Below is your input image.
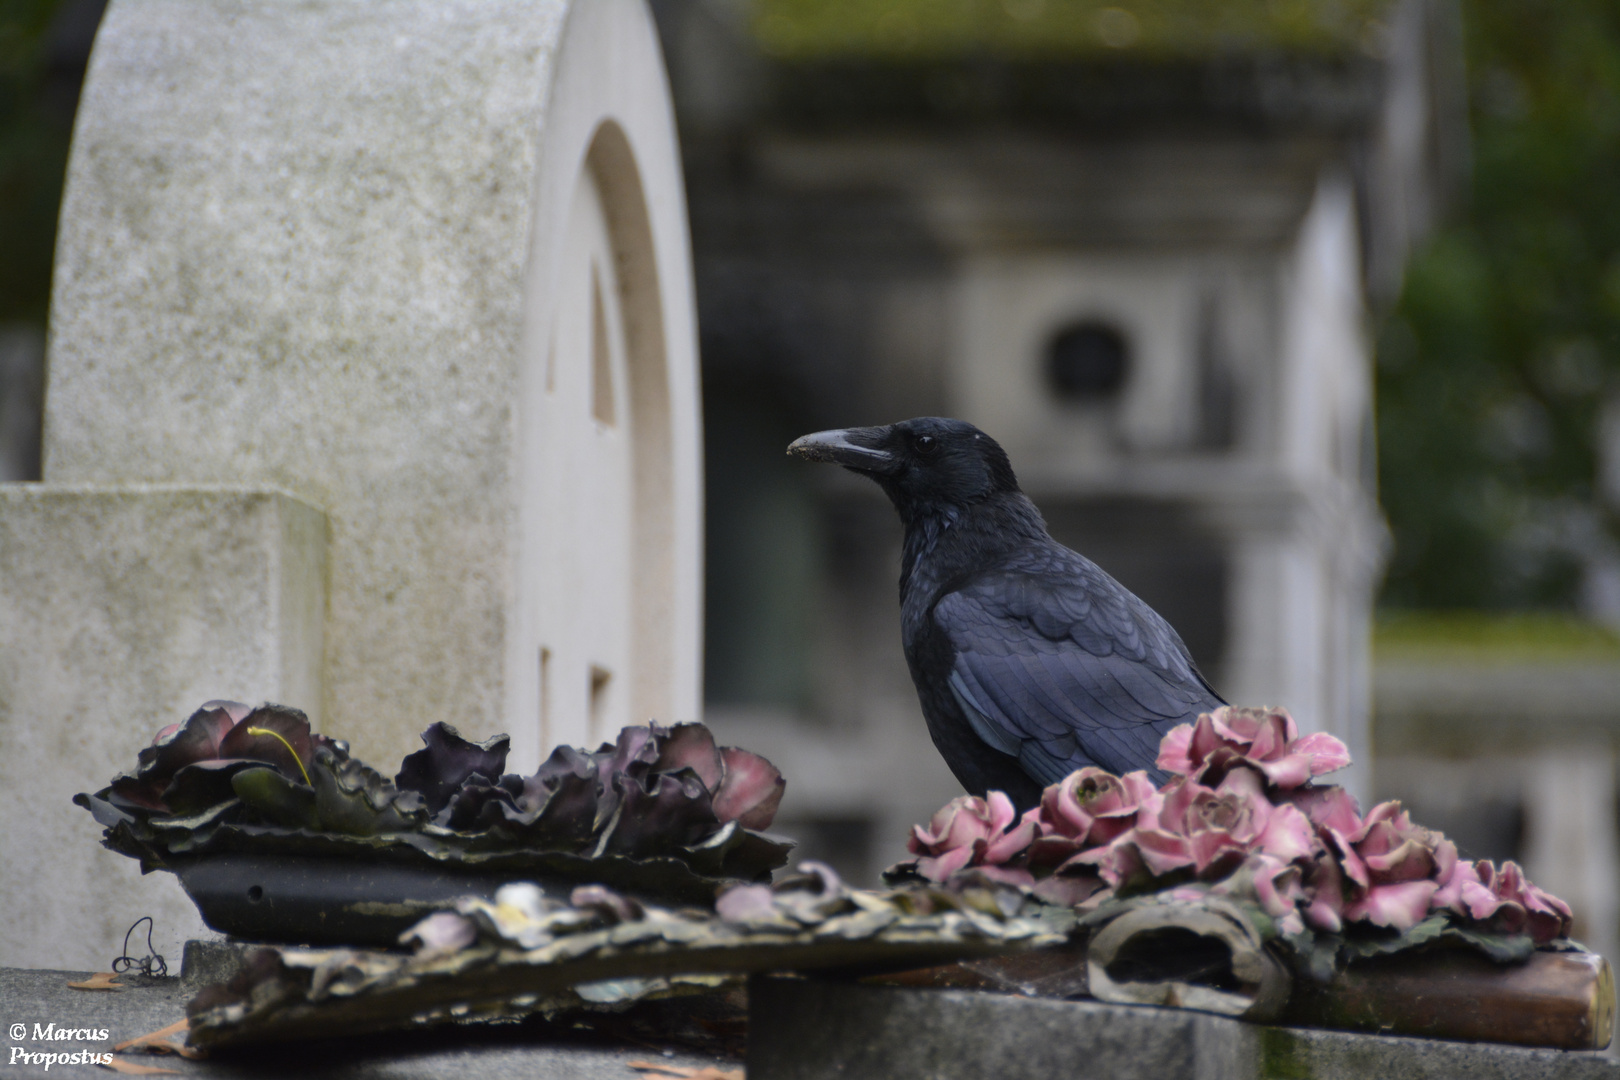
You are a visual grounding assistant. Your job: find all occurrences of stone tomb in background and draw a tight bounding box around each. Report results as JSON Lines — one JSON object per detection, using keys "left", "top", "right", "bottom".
{"left": 0, "top": 0, "right": 702, "bottom": 970}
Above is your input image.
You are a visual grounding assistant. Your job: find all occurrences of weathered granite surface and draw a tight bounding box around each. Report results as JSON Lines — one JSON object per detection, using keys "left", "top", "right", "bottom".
{"left": 746, "top": 975, "right": 1620, "bottom": 1080}
{"left": 45, "top": 0, "right": 567, "bottom": 765}
{"left": 40, "top": 0, "right": 703, "bottom": 771}
{"left": 0, "top": 485, "right": 324, "bottom": 969}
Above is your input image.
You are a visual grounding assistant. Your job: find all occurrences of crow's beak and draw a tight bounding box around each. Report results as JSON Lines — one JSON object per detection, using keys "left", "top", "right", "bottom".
{"left": 787, "top": 427, "right": 895, "bottom": 472}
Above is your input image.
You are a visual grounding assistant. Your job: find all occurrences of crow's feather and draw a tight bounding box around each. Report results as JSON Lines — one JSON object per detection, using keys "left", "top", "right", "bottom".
{"left": 936, "top": 549, "right": 1219, "bottom": 786}
{"left": 789, "top": 417, "right": 1224, "bottom": 811}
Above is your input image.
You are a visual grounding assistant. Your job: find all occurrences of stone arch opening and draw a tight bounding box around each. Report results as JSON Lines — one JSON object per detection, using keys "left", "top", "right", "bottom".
{"left": 586, "top": 119, "right": 677, "bottom": 736}
{"left": 530, "top": 120, "right": 676, "bottom": 749}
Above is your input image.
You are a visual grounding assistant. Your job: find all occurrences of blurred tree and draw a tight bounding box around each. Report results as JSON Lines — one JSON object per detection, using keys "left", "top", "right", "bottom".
{"left": 751, "top": 0, "right": 1389, "bottom": 58}
{"left": 1378, "top": 0, "right": 1620, "bottom": 611}
{"left": 0, "top": 0, "right": 83, "bottom": 326}
{"left": 0, "top": 0, "right": 101, "bottom": 480}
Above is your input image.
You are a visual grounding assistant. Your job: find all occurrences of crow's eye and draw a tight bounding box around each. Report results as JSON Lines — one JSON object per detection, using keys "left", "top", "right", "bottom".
{"left": 913, "top": 434, "right": 940, "bottom": 458}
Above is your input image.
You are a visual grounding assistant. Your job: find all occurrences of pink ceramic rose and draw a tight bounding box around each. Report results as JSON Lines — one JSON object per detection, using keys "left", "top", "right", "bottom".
{"left": 1293, "top": 794, "right": 1457, "bottom": 933}
{"left": 1077, "top": 766, "right": 1319, "bottom": 887}
{"left": 1334, "top": 802, "right": 1449, "bottom": 931}
{"left": 1157, "top": 706, "right": 1350, "bottom": 790}
{"left": 893, "top": 702, "right": 1577, "bottom": 953}
{"left": 1025, "top": 767, "right": 1156, "bottom": 871}
{"left": 907, "top": 791, "right": 1037, "bottom": 885}
{"left": 1434, "top": 858, "right": 1574, "bottom": 945}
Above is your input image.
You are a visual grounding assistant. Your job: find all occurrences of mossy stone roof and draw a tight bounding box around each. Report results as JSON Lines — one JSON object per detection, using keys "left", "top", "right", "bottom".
{"left": 752, "top": 0, "right": 1398, "bottom": 61}
{"left": 1375, "top": 611, "right": 1620, "bottom": 664}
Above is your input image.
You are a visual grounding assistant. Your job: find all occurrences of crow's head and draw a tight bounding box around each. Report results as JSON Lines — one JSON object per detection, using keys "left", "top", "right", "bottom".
{"left": 787, "top": 417, "right": 1020, "bottom": 516}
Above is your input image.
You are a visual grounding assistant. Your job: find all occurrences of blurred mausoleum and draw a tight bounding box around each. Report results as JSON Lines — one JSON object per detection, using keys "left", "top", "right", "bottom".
{"left": 1375, "top": 616, "right": 1620, "bottom": 963}
{"left": 652, "top": 0, "right": 1467, "bottom": 882}
{"left": 4, "top": 0, "right": 1613, "bottom": 966}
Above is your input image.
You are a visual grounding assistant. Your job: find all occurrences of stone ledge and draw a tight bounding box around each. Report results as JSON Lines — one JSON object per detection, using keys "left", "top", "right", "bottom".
{"left": 1375, "top": 661, "right": 1620, "bottom": 755}
{"left": 745, "top": 975, "right": 1620, "bottom": 1080}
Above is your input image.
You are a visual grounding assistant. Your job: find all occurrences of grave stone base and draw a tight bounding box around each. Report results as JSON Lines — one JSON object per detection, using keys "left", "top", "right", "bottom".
{"left": 6, "top": 950, "right": 1615, "bottom": 1077}
{"left": 746, "top": 975, "right": 1620, "bottom": 1080}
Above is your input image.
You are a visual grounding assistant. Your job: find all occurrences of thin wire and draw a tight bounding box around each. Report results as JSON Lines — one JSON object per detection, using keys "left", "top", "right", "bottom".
{"left": 111, "top": 915, "right": 168, "bottom": 978}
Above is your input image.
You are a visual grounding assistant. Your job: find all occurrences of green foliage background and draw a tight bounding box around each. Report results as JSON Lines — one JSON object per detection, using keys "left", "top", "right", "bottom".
{"left": 0, "top": 0, "right": 72, "bottom": 327}
{"left": 750, "top": 0, "right": 1388, "bottom": 58}
{"left": 1377, "top": 0, "right": 1620, "bottom": 611}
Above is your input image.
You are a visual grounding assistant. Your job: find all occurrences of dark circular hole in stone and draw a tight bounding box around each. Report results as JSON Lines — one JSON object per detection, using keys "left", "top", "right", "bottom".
{"left": 247, "top": 885, "right": 264, "bottom": 903}
{"left": 1104, "top": 928, "right": 1241, "bottom": 992}
{"left": 1047, "top": 321, "right": 1129, "bottom": 401}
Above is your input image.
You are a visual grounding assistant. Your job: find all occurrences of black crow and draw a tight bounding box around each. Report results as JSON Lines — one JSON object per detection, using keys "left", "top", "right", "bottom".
{"left": 789, "top": 417, "right": 1224, "bottom": 811}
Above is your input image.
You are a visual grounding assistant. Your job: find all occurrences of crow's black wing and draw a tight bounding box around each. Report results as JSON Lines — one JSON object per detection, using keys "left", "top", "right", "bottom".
{"left": 933, "top": 546, "right": 1223, "bottom": 785}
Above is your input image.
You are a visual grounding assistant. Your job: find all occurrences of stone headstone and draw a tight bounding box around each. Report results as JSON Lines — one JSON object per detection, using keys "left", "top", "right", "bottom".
{"left": 0, "top": 0, "right": 701, "bottom": 969}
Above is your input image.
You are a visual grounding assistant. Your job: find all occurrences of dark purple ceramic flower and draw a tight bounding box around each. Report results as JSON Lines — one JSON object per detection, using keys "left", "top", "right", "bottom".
{"left": 1301, "top": 847, "right": 1347, "bottom": 932}
{"left": 712, "top": 745, "right": 786, "bottom": 830}
{"left": 396, "top": 721, "right": 788, "bottom": 878}
{"left": 646, "top": 722, "right": 786, "bottom": 830}
{"left": 109, "top": 701, "right": 324, "bottom": 814}
{"left": 599, "top": 767, "right": 719, "bottom": 857}
{"left": 395, "top": 722, "right": 511, "bottom": 815}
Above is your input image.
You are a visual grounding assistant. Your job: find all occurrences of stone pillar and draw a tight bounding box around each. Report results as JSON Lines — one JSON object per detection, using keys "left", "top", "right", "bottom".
{"left": 1219, "top": 173, "right": 1384, "bottom": 804}
{"left": 1220, "top": 500, "right": 1382, "bottom": 805}
{"left": 2, "top": 0, "right": 701, "bottom": 968}
{"left": 1524, "top": 751, "right": 1620, "bottom": 967}
{"left": 1222, "top": 530, "right": 1329, "bottom": 730}
{"left": 0, "top": 487, "right": 325, "bottom": 967}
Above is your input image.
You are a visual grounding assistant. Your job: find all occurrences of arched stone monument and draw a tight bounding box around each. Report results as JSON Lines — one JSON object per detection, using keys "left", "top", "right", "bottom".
{"left": 0, "top": 0, "right": 701, "bottom": 969}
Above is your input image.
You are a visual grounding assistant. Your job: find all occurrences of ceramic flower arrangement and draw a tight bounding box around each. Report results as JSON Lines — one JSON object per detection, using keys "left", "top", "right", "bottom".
{"left": 889, "top": 706, "right": 1576, "bottom": 977}
{"left": 76, "top": 701, "right": 793, "bottom": 890}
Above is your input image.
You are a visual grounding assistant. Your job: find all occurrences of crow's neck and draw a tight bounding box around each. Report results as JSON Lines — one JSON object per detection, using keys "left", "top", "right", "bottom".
{"left": 897, "top": 492, "right": 1047, "bottom": 602}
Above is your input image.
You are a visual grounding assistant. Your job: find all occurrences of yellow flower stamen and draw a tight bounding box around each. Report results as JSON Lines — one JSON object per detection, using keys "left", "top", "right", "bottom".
{"left": 246, "top": 726, "right": 312, "bottom": 786}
